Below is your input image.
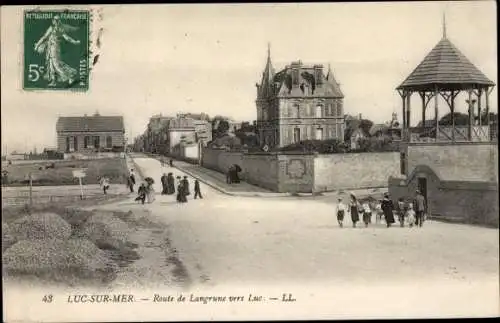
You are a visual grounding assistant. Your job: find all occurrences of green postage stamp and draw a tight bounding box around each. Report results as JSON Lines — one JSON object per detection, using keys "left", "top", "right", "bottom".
{"left": 23, "top": 10, "right": 90, "bottom": 91}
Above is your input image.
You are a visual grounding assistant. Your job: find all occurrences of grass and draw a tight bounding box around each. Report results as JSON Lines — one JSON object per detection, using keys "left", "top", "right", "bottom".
{"left": 1, "top": 158, "right": 129, "bottom": 186}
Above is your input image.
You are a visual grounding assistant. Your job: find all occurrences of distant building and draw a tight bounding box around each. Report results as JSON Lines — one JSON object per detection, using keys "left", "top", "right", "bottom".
{"left": 255, "top": 46, "right": 345, "bottom": 148}
{"left": 55, "top": 112, "right": 125, "bottom": 153}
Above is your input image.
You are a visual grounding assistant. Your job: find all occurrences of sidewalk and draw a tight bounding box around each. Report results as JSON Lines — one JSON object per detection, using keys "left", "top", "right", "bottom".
{"left": 173, "top": 160, "right": 294, "bottom": 197}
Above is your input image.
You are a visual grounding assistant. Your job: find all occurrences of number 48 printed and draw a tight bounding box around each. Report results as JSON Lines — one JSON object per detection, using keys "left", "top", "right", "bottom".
{"left": 28, "top": 64, "right": 45, "bottom": 82}
{"left": 42, "top": 294, "right": 53, "bottom": 303}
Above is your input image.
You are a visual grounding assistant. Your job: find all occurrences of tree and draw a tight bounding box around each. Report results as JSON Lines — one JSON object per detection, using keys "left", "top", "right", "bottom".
{"left": 439, "top": 112, "right": 469, "bottom": 126}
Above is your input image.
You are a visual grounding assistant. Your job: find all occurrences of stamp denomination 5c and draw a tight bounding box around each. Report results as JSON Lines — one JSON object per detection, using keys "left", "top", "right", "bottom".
{"left": 23, "top": 10, "right": 90, "bottom": 91}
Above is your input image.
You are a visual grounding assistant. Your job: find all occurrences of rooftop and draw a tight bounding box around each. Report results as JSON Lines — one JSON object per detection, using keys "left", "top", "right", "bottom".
{"left": 56, "top": 115, "right": 124, "bottom": 132}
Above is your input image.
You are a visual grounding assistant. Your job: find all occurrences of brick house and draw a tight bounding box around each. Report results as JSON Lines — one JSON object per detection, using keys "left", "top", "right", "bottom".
{"left": 255, "top": 45, "right": 345, "bottom": 148}
{"left": 56, "top": 112, "right": 125, "bottom": 153}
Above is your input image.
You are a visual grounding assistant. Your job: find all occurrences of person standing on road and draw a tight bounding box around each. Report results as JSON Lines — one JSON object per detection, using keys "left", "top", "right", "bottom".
{"left": 166, "top": 173, "right": 175, "bottom": 195}
{"left": 406, "top": 203, "right": 416, "bottom": 228}
{"left": 99, "top": 176, "right": 110, "bottom": 195}
{"left": 160, "top": 173, "right": 168, "bottom": 195}
{"left": 397, "top": 198, "right": 406, "bottom": 227}
{"left": 415, "top": 190, "right": 426, "bottom": 227}
{"left": 349, "top": 194, "right": 360, "bottom": 228}
{"left": 362, "top": 200, "right": 372, "bottom": 227}
{"left": 336, "top": 198, "right": 346, "bottom": 228}
{"left": 182, "top": 176, "right": 190, "bottom": 197}
{"left": 128, "top": 169, "right": 136, "bottom": 193}
{"left": 136, "top": 183, "right": 146, "bottom": 204}
{"left": 193, "top": 179, "right": 203, "bottom": 199}
{"left": 381, "top": 193, "right": 395, "bottom": 228}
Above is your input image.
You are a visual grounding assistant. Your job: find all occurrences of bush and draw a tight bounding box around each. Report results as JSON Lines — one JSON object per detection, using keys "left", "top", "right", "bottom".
{"left": 355, "top": 136, "right": 399, "bottom": 152}
{"left": 280, "top": 139, "right": 348, "bottom": 153}
{"left": 9, "top": 212, "right": 72, "bottom": 241}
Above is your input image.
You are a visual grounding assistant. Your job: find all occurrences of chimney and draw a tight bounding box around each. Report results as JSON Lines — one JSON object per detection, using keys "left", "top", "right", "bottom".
{"left": 314, "top": 64, "right": 323, "bottom": 85}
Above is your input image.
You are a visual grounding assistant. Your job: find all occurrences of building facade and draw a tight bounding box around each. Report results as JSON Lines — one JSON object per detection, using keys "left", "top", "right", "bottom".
{"left": 255, "top": 48, "right": 345, "bottom": 148}
{"left": 56, "top": 113, "right": 125, "bottom": 153}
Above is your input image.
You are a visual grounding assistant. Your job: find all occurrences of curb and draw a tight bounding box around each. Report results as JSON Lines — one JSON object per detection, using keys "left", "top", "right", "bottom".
{"left": 142, "top": 154, "right": 316, "bottom": 199}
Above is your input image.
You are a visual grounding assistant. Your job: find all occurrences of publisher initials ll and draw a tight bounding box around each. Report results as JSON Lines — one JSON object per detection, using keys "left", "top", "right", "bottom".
{"left": 282, "top": 293, "right": 296, "bottom": 302}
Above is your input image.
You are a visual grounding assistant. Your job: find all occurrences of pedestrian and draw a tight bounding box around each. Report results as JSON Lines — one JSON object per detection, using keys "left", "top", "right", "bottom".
{"left": 130, "top": 169, "right": 136, "bottom": 185}
{"left": 182, "top": 176, "right": 190, "bottom": 197}
{"left": 406, "top": 203, "right": 416, "bottom": 228}
{"left": 415, "top": 190, "right": 426, "bottom": 227}
{"left": 381, "top": 193, "right": 395, "bottom": 228}
{"left": 146, "top": 182, "right": 155, "bottom": 203}
{"left": 160, "top": 173, "right": 168, "bottom": 195}
{"left": 349, "top": 194, "right": 360, "bottom": 228}
{"left": 176, "top": 179, "right": 184, "bottom": 203}
{"left": 336, "top": 197, "right": 346, "bottom": 228}
{"left": 362, "top": 200, "right": 371, "bottom": 227}
{"left": 194, "top": 179, "right": 203, "bottom": 199}
{"left": 166, "top": 172, "right": 175, "bottom": 195}
{"left": 169, "top": 159, "right": 173, "bottom": 167}
{"left": 397, "top": 197, "right": 406, "bottom": 227}
{"left": 135, "top": 183, "right": 146, "bottom": 204}
{"left": 99, "top": 176, "right": 110, "bottom": 195}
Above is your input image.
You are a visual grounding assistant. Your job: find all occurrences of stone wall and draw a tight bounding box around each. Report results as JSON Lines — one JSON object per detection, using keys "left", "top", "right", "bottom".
{"left": 406, "top": 143, "right": 497, "bottom": 182}
{"left": 278, "top": 154, "right": 315, "bottom": 193}
{"left": 389, "top": 166, "right": 499, "bottom": 227}
{"left": 314, "top": 152, "right": 400, "bottom": 191}
{"left": 242, "top": 153, "right": 280, "bottom": 191}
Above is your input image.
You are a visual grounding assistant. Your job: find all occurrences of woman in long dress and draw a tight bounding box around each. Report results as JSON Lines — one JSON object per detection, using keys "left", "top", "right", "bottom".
{"left": 381, "top": 194, "right": 395, "bottom": 227}
{"left": 349, "top": 194, "right": 360, "bottom": 228}
{"left": 34, "top": 16, "right": 81, "bottom": 86}
{"left": 166, "top": 173, "right": 175, "bottom": 195}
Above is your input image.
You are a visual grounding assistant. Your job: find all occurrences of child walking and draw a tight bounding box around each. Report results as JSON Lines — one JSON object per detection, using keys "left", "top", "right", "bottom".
{"left": 336, "top": 198, "right": 346, "bottom": 228}
{"left": 406, "top": 203, "right": 416, "bottom": 228}
{"left": 362, "top": 201, "right": 371, "bottom": 227}
{"left": 397, "top": 198, "right": 406, "bottom": 227}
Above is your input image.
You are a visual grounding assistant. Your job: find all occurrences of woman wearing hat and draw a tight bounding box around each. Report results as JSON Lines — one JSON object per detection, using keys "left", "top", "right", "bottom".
{"left": 381, "top": 193, "right": 395, "bottom": 227}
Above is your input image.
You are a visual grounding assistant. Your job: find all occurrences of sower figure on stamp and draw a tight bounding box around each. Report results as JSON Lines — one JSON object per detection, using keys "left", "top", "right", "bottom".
{"left": 34, "top": 15, "right": 81, "bottom": 86}
{"left": 194, "top": 179, "right": 203, "bottom": 199}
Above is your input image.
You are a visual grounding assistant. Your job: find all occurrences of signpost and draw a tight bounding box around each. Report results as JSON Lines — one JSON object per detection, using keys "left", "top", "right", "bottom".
{"left": 28, "top": 172, "right": 33, "bottom": 206}
{"left": 72, "top": 169, "right": 87, "bottom": 200}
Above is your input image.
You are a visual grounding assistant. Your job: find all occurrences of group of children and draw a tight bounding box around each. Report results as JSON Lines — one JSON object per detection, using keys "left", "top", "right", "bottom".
{"left": 336, "top": 195, "right": 418, "bottom": 228}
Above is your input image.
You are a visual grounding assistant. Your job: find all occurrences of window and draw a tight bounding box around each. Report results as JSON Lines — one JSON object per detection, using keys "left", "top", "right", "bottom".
{"left": 84, "top": 136, "right": 90, "bottom": 148}
{"left": 73, "top": 136, "right": 78, "bottom": 151}
{"left": 295, "top": 105, "right": 300, "bottom": 118}
{"left": 315, "top": 128, "right": 323, "bottom": 140}
{"left": 316, "top": 105, "right": 323, "bottom": 118}
{"left": 293, "top": 128, "right": 301, "bottom": 143}
{"left": 106, "top": 136, "right": 112, "bottom": 148}
{"left": 93, "top": 136, "right": 100, "bottom": 149}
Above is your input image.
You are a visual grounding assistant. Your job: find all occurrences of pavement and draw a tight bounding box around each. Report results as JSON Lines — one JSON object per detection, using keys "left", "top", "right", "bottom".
{"left": 144, "top": 154, "right": 384, "bottom": 200}
{"left": 90, "top": 155, "right": 499, "bottom": 319}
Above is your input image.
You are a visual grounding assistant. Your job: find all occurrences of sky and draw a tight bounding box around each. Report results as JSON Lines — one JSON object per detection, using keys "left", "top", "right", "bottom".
{"left": 1, "top": 1, "right": 497, "bottom": 154}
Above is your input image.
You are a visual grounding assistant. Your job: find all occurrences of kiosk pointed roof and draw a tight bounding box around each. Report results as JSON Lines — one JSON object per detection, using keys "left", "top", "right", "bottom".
{"left": 397, "top": 36, "right": 495, "bottom": 91}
